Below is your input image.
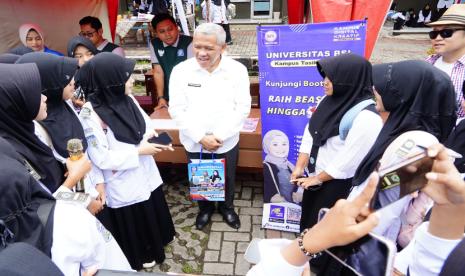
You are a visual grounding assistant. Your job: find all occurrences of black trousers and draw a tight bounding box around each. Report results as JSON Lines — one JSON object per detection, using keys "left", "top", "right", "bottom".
{"left": 187, "top": 143, "right": 239, "bottom": 214}
{"left": 217, "top": 23, "right": 232, "bottom": 43}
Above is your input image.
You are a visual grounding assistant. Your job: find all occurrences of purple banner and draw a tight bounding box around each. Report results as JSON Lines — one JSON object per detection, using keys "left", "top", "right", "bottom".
{"left": 258, "top": 21, "right": 367, "bottom": 232}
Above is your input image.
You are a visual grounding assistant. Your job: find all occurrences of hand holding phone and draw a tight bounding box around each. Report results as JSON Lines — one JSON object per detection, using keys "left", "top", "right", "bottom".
{"left": 371, "top": 150, "right": 434, "bottom": 210}
{"left": 147, "top": 131, "right": 173, "bottom": 146}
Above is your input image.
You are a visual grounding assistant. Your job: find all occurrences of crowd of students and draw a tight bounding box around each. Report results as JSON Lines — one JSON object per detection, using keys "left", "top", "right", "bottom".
{"left": 2, "top": 4, "right": 465, "bottom": 276}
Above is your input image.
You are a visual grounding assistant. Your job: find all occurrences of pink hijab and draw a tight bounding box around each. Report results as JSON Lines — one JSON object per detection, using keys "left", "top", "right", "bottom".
{"left": 18, "top": 23, "right": 45, "bottom": 48}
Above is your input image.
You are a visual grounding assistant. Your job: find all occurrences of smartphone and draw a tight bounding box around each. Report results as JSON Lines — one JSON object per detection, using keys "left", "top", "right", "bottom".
{"left": 147, "top": 132, "right": 173, "bottom": 145}
{"left": 370, "top": 150, "right": 433, "bottom": 210}
{"left": 318, "top": 208, "right": 396, "bottom": 276}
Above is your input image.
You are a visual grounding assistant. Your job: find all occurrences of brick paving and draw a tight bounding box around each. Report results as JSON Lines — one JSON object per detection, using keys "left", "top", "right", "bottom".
{"left": 143, "top": 167, "right": 294, "bottom": 275}
{"left": 127, "top": 21, "right": 429, "bottom": 275}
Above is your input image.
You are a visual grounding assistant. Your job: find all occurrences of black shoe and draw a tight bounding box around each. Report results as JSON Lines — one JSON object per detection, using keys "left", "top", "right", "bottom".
{"left": 195, "top": 211, "right": 212, "bottom": 230}
{"left": 222, "top": 210, "right": 241, "bottom": 229}
{"left": 226, "top": 41, "right": 233, "bottom": 45}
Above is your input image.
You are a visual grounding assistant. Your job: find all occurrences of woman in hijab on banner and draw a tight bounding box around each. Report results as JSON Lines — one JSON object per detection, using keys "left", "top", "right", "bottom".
{"left": 262, "top": 129, "right": 298, "bottom": 204}
{"left": 0, "top": 63, "right": 131, "bottom": 275}
{"left": 293, "top": 54, "right": 383, "bottom": 231}
{"left": 18, "top": 23, "right": 63, "bottom": 56}
{"left": 76, "top": 52, "right": 176, "bottom": 270}
{"left": 15, "top": 52, "right": 106, "bottom": 216}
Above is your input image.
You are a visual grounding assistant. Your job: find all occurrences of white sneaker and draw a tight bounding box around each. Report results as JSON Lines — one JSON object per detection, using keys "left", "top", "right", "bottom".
{"left": 142, "top": 260, "right": 156, "bottom": 269}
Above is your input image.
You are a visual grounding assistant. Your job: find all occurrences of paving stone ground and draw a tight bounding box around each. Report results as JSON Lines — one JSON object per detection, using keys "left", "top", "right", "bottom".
{"left": 129, "top": 21, "right": 429, "bottom": 275}
{"left": 140, "top": 166, "right": 294, "bottom": 275}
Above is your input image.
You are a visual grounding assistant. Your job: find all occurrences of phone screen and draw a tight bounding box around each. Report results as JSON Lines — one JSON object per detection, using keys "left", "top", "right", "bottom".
{"left": 317, "top": 209, "right": 395, "bottom": 276}
{"left": 370, "top": 152, "right": 433, "bottom": 210}
{"left": 147, "top": 132, "right": 173, "bottom": 145}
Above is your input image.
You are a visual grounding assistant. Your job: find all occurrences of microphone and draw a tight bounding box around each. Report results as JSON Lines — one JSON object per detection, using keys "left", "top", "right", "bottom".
{"left": 67, "top": 139, "right": 85, "bottom": 193}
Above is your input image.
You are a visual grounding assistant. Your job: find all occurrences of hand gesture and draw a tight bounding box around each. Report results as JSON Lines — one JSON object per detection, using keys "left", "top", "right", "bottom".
{"left": 303, "top": 172, "right": 379, "bottom": 253}
{"left": 423, "top": 144, "right": 465, "bottom": 205}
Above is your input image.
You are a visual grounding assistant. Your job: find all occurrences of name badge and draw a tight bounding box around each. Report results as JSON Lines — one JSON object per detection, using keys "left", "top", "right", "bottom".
{"left": 23, "top": 159, "right": 42, "bottom": 181}
{"left": 177, "top": 49, "right": 185, "bottom": 57}
{"left": 188, "top": 83, "right": 201, "bottom": 87}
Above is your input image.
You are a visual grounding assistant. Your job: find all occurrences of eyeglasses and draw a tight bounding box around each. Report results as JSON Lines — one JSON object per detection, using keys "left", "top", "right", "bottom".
{"left": 429, "top": 28, "right": 465, "bottom": 39}
{"left": 79, "top": 31, "right": 97, "bottom": 38}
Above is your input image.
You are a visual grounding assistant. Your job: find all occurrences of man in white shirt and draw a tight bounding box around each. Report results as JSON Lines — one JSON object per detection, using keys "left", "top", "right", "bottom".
{"left": 79, "top": 16, "right": 125, "bottom": 57}
{"left": 169, "top": 23, "right": 251, "bottom": 230}
{"left": 426, "top": 4, "right": 465, "bottom": 117}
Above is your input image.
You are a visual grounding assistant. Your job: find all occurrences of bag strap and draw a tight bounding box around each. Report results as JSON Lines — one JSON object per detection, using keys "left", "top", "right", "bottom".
{"left": 263, "top": 162, "right": 281, "bottom": 194}
{"left": 339, "top": 99, "right": 375, "bottom": 140}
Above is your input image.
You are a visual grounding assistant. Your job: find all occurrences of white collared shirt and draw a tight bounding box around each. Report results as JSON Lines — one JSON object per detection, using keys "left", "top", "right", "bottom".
{"left": 149, "top": 36, "right": 194, "bottom": 64}
{"left": 79, "top": 95, "right": 163, "bottom": 208}
{"left": 299, "top": 109, "right": 383, "bottom": 179}
{"left": 97, "top": 39, "right": 125, "bottom": 57}
{"left": 52, "top": 187, "right": 132, "bottom": 276}
{"left": 169, "top": 56, "right": 251, "bottom": 153}
{"left": 394, "top": 222, "right": 464, "bottom": 276}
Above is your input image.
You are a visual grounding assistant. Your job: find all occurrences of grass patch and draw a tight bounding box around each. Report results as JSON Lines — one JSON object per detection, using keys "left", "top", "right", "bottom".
{"left": 181, "top": 225, "right": 192, "bottom": 232}
{"left": 182, "top": 262, "right": 201, "bottom": 274}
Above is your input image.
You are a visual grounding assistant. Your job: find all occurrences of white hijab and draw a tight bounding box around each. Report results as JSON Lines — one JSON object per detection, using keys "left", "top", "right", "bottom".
{"left": 262, "top": 129, "right": 295, "bottom": 170}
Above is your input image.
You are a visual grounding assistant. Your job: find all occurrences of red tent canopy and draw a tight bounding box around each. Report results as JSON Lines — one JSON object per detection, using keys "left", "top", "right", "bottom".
{"left": 287, "top": 0, "right": 392, "bottom": 59}
{"left": 0, "top": 0, "right": 119, "bottom": 54}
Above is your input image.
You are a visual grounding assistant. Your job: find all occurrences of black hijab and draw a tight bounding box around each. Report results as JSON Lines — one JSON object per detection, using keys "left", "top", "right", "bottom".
{"left": 75, "top": 52, "right": 146, "bottom": 144}
{"left": 0, "top": 63, "right": 65, "bottom": 193}
{"left": 16, "top": 52, "right": 86, "bottom": 159}
{"left": 421, "top": 4, "right": 431, "bottom": 18}
{"left": 66, "top": 36, "right": 98, "bottom": 58}
{"left": 352, "top": 60, "right": 457, "bottom": 185}
{"left": 8, "top": 45, "right": 33, "bottom": 55}
{"left": 0, "top": 53, "right": 21, "bottom": 64}
{"left": 445, "top": 84, "right": 465, "bottom": 173}
{"left": 0, "top": 137, "right": 55, "bottom": 257}
{"left": 309, "top": 53, "right": 374, "bottom": 146}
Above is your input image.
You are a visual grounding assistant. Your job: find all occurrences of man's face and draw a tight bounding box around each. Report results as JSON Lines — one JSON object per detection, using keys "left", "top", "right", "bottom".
{"left": 155, "top": 19, "right": 179, "bottom": 45}
{"left": 430, "top": 25, "right": 465, "bottom": 56}
{"left": 193, "top": 33, "right": 225, "bottom": 72}
{"left": 79, "top": 24, "right": 103, "bottom": 46}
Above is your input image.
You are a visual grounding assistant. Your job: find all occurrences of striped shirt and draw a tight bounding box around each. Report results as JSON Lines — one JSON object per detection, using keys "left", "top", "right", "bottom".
{"left": 426, "top": 54, "right": 465, "bottom": 117}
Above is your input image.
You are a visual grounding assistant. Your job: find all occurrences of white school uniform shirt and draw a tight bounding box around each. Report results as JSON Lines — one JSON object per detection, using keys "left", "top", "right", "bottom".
{"left": 202, "top": 0, "right": 228, "bottom": 24}
{"left": 33, "top": 100, "right": 104, "bottom": 199}
{"left": 79, "top": 95, "right": 163, "bottom": 208}
{"left": 437, "top": 0, "right": 454, "bottom": 9}
{"left": 394, "top": 222, "right": 464, "bottom": 276}
{"left": 299, "top": 109, "right": 383, "bottom": 179}
{"left": 97, "top": 40, "right": 126, "bottom": 57}
{"left": 247, "top": 239, "right": 306, "bottom": 276}
{"left": 417, "top": 10, "right": 431, "bottom": 23}
{"left": 169, "top": 56, "right": 251, "bottom": 154}
{"left": 52, "top": 185, "right": 132, "bottom": 275}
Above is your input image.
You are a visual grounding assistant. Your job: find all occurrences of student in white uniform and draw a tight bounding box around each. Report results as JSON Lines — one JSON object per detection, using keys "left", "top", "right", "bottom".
{"left": 15, "top": 52, "right": 105, "bottom": 215}
{"left": 293, "top": 54, "right": 382, "bottom": 230}
{"left": 66, "top": 36, "right": 99, "bottom": 111}
{"left": 346, "top": 61, "right": 457, "bottom": 274}
{"left": 76, "top": 52, "right": 176, "bottom": 270}
{"left": 0, "top": 63, "right": 131, "bottom": 276}
{"left": 292, "top": 54, "right": 383, "bottom": 275}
